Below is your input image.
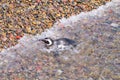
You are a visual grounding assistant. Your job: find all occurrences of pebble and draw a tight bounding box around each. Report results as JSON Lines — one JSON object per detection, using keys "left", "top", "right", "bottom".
{"left": 56, "top": 69, "right": 63, "bottom": 75}
{"left": 0, "top": 0, "right": 111, "bottom": 51}
{"left": 111, "top": 23, "right": 119, "bottom": 27}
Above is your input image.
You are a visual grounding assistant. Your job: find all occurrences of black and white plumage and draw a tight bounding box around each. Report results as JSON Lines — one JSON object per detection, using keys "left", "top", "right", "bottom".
{"left": 40, "top": 38, "right": 54, "bottom": 47}
{"left": 39, "top": 37, "right": 77, "bottom": 50}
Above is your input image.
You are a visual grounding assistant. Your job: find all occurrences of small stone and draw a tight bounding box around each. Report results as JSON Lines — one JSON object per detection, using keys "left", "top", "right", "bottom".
{"left": 111, "top": 23, "right": 119, "bottom": 28}
{"left": 56, "top": 69, "right": 63, "bottom": 75}
{"left": 16, "top": 36, "right": 22, "bottom": 39}
{"left": 88, "top": 77, "right": 94, "bottom": 80}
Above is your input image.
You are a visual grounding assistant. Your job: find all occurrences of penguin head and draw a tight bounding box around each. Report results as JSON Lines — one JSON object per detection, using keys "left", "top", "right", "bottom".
{"left": 40, "top": 38, "right": 54, "bottom": 46}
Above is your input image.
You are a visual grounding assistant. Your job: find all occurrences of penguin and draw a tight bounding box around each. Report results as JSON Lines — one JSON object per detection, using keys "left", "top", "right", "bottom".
{"left": 39, "top": 37, "right": 77, "bottom": 50}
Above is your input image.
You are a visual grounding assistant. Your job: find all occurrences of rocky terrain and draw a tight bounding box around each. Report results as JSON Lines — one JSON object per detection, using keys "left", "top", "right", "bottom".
{"left": 0, "top": 0, "right": 120, "bottom": 80}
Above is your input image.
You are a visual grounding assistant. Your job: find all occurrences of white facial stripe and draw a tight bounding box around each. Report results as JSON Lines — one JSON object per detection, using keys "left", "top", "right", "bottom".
{"left": 46, "top": 39, "right": 52, "bottom": 45}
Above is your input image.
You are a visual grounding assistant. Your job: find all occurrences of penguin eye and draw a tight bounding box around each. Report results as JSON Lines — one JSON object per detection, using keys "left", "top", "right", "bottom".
{"left": 45, "top": 41, "right": 50, "bottom": 44}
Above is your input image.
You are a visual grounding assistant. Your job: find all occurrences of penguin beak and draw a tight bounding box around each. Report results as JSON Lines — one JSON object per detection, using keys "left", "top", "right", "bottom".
{"left": 38, "top": 39, "right": 49, "bottom": 44}
{"left": 38, "top": 39, "right": 45, "bottom": 42}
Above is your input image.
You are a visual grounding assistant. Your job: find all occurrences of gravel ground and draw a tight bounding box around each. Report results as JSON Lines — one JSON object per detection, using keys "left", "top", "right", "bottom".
{"left": 1, "top": 0, "right": 120, "bottom": 80}
{"left": 0, "top": 0, "right": 111, "bottom": 51}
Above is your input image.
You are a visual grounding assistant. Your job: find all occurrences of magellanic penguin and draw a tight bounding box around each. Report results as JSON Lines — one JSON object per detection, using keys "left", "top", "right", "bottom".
{"left": 39, "top": 37, "right": 77, "bottom": 50}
